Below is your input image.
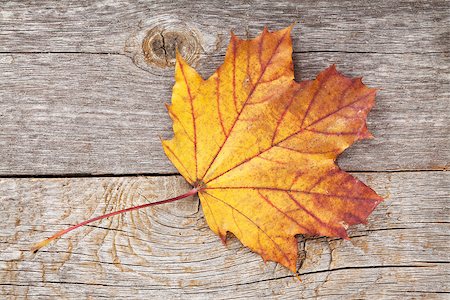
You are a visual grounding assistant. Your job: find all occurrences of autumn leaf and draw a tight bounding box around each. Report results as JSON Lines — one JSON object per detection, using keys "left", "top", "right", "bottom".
{"left": 32, "top": 25, "right": 382, "bottom": 274}
{"left": 162, "top": 26, "right": 383, "bottom": 272}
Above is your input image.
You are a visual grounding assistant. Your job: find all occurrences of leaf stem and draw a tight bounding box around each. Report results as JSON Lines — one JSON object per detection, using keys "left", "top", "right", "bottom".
{"left": 31, "top": 188, "right": 198, "bottom": 253}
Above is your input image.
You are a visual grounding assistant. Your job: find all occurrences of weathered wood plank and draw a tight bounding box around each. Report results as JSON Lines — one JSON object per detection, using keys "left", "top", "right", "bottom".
{"left": 0, "top": 51, "right": 448, "bottom": 175}
{"left": 0, "top": 0, "right": 448, "bottom": 54}
{"left": 1, "top": 1, "right": 448, "bottom": 299}
{"left": 0, "top": 172, "right": 448, "bottom": 299}
{"left": 0, "top": 1, "right": 450, "bottom": 175}
{"left": 0, "top": 0, "right": 449, "bottom": 175}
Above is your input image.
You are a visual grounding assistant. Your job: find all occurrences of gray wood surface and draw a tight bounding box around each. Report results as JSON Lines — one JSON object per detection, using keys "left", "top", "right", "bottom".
{"left": 0, "top": 0, "right": 449, "bottom": 299}
{"left": 0, "top": 0, "right": 449, "bottom": 175}
{"left": 1, "top": 172, "right": 449, "bottom": 299}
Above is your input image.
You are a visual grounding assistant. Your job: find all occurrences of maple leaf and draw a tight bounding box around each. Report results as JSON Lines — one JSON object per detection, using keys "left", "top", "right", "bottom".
{"left": 32, "top": 26, "right": 383, "bottom": 274}
{"left": 162, "top": 26, "right": 383, "bottom": 272}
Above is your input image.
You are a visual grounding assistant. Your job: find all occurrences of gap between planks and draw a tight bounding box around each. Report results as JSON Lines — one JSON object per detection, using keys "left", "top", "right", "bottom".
{"left": 0, "top": 50, "right": 447, "bottom": 55}
{"left": 0, "top": 169, "right": 446, "bottom": 179}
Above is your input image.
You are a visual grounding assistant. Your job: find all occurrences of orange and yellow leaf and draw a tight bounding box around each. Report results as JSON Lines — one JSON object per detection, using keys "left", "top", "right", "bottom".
{"left": 162, "top": 26, "right": 383, "bottom": 272}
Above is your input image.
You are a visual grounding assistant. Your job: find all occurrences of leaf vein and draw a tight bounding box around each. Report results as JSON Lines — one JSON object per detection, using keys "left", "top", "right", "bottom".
{"left": 203, "top": 191, "right": 291, "bottom": 264}
{"left": 200, "top": 30, "right": 291, "bottom": 180}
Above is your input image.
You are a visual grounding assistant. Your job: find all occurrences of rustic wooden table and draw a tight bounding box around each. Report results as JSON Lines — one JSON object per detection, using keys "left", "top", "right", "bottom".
{"left": 1, "top": 1, "right": 449, "bottom": 299}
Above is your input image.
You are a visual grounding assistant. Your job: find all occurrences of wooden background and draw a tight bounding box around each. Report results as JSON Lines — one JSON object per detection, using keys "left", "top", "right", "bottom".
{"left": 0, "top": 0, "right": 449, "bottom": 299}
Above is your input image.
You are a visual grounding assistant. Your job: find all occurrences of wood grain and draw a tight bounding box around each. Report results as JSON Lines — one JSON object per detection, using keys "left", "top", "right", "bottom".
{"left": 1, "top": 0, "right": 449, "bottom": 298}
{"left": 0, "top": 0, "right": 448, "bottom": 54}
{"left": 0, "top": 52, "right": 448, "bottom": 175}
{"left": 0, "top": 0, "right": 449, "bottom": 175}
{"left": 0, "top": 172, "right": 448, "bottom": 299}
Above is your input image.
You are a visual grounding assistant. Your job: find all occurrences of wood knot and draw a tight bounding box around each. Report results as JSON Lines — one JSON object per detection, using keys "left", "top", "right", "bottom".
{"left": 142, "top": 29, "right": 199, "bottom": 68}
{"left": 125, "top": 19, "right": 202, "bottom": 74}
